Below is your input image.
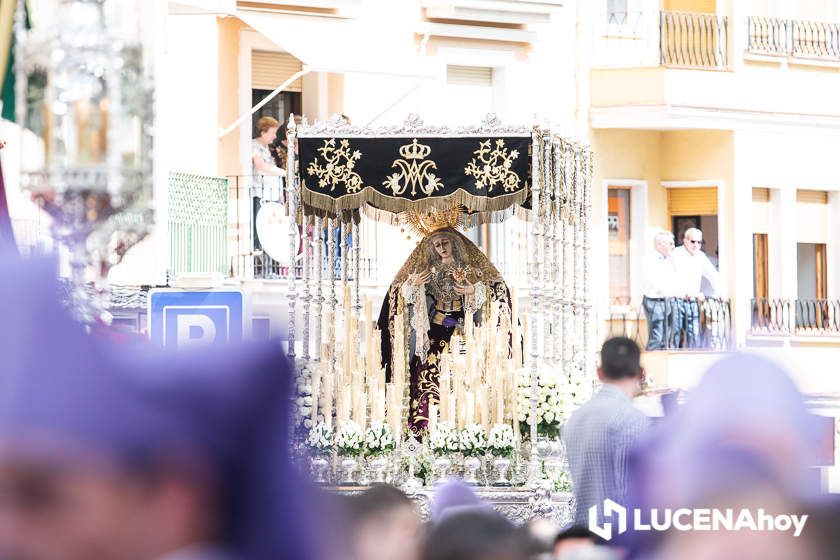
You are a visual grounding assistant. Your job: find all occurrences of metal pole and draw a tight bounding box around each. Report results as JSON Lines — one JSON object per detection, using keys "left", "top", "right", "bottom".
{"left": 528, "top": 128, "right": 543, "bottom": 485}
{"left": 286, "top": 115, "right": 297, "bottom": 358}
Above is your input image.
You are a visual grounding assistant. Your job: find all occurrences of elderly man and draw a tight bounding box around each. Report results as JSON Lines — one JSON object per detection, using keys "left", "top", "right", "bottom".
{"left": 642, "top": 230, "right": 677, "bottom": 350}
{"left": 672, "top": 227, "right": 721, "bottom": 348}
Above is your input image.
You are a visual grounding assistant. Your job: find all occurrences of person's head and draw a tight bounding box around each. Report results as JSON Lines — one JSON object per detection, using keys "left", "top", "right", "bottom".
{"left": 346, "top": 485, "right": 420, "bottom": 560}
{"left": 0, "top": 255, "right": 324, "bottom": 560}
{"left": 422, "top": 510, "right": 527, "bottom": 560}
{"left": 554, "top": 526, "right": 598, "bottom": 559}
{"left": 654, "top": 230, "right": 675, "bottom": 257}
{"left": 682, "top": 227, "right": 703, "bottom": 256}
{"left": 597, "top": 337, "right": 644, "bottom": 392}
{"left": 255, "top": 116, "right": 280, "bottom": 145}
{"left": 0, "top": 454, "right": 218, "bottom": 560}
{"left": 426, "top": 229, "right": 465, "bottom": 266}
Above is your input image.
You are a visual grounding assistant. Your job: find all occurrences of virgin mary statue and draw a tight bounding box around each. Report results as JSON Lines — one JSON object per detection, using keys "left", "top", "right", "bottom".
{"left": 378, "top": 210, "right": 511, "bottom": 433}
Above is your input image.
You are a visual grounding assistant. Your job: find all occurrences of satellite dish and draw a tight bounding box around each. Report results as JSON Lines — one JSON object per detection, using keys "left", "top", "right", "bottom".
{"left": 256, "top": 202, "right": 300, "bottom": 263}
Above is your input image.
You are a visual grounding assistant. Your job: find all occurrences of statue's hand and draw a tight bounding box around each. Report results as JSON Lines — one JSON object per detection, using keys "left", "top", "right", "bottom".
{"left": 454, "top": 283, "right": 475, "bottom": 296}
{"left": 411, "top": 270, "right": 432, "bottom": 286}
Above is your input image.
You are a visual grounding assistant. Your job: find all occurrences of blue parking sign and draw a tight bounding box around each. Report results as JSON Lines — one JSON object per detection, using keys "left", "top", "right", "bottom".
{"left": 149, "top": 290, "right": 245, "bottom": 348}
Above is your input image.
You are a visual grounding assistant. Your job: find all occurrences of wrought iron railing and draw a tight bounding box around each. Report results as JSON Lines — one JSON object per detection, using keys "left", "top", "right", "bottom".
{"left": 747, "top": 16, "right": 789, "bottom": 56}
{"left": 660, "top": 11, "right": 728, "bottom": 68}
{"left": 606, "top": 297, "right": 733, "bottom": 350}
{"left": 168, "top": 172, "right": 228, "bottom": 276}
{"left": 228, "top": 175, "right": 377, "bottom": 281}
{"left": 746, "top": 16, "right": 840, "bottom": 61}
{"left": 751, "top": 298, "right": 840, "bottom": 335}
{"left": 792, "top": 20, "right": 840, "bottom": 59}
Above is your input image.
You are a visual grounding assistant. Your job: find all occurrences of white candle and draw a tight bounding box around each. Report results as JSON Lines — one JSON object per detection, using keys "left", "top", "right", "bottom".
{"left": 310, "top": 364, "right": 322, "bottom": 424}
{"left": 429, "top": 404, "right": 438, "bottom": 432}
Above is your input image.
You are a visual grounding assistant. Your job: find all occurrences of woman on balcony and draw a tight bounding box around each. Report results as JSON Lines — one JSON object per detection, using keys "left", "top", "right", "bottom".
{"left": 251, "top": 116, "right": 287, "bottom": 202}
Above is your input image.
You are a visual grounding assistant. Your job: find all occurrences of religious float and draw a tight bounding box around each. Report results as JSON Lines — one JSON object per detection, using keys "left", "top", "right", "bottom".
{"left": 281, "top": 113, "right": 595, "bottom": 524}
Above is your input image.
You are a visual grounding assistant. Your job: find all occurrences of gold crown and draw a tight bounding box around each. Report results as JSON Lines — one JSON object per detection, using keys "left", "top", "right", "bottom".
{"left": 399, "top": 139, "right": 432, "bottom": 160}
{"left": 402, "top": 206, "right": 463, "bottom": 237}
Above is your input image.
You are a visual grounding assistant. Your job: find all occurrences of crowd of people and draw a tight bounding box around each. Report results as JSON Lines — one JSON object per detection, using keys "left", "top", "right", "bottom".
{"left": 1, "top": 251, "right": 838, "bottom": 560}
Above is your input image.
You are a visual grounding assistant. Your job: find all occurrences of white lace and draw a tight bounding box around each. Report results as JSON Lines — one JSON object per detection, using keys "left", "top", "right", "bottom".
{"left": 464, "top": 282, "right": 487, "bottom": 324}
{"left": 402, "top": 281, "right": 431, "bottom": 361}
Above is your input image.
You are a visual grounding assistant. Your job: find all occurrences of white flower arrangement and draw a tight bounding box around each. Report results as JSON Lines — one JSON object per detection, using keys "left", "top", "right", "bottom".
{"left": 335, "top": 420, "right": 364, "bottom": 456}
{"left": 364, "top": 422, "right": 395, "bottom": 456}
{"left": 487, "top": 424, "right": 516, "bottom": 458}
{"left": 517, "top": 368, "right": 591, "bottom": 438}
{"left": 459, "top": 423, "right": 488, "bottom": 457}
{"left": 428, "top": 422, "right": 460, "bottom": 455}
{"left": 292, "top": 362, "right": 324, "bottom": 431}
{"left": 306, "top": 422, "right": 333, "bottom": 453}
{"left": 550, "top": 469, "right": 573, "bottom": 493}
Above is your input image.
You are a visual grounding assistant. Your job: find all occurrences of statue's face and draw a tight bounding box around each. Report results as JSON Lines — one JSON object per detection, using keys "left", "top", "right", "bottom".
{"left": 431, "top": 236, "right": 452, "bottom": 260}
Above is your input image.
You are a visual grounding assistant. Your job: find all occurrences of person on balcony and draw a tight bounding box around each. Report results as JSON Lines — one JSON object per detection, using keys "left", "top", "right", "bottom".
{"left": 251, "top": 116, "right": 286, "bottom": 202}
{"left": 642, "top": 230, "right": 678, "bottom": 351}
{"left": 672, "top": 227, "right": 722, "bottom": 348}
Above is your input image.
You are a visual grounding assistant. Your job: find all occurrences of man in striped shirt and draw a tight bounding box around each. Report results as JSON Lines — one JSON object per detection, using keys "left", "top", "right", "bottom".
{"left": 563, "top": 337, "right": 651, "bottom": 527}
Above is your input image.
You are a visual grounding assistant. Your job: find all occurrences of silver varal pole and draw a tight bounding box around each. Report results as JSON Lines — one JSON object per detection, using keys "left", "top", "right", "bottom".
{"left": 528, "top": 128, "right": 543, "bottom": 485}
{"left": 301, "top": 212, "right": 311, "bottom": 361}
{"left": 552, "top": 138, "right": 562, "bottom": 365}
{"left": 582, "top": 149, "right": 594, "bottom": 377}
{"left": 542, "top": 133, "right": 554, "bottom": 363}
{"left": 313, "top": 216, "right": 323, "bottom": 362}
{"left": 286, "top": 115, "right": 297, "bottom": 358}
{"left": 327, "top": 217, "right": 338, "bottom": 377}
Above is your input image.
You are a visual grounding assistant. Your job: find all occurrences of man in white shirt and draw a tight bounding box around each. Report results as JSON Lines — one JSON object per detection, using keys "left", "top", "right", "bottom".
{"left": 642, "top": 230, "right": 677, "bottom": 350}
{"left": 672, "top": 227, "right": 722, "bottom": 348}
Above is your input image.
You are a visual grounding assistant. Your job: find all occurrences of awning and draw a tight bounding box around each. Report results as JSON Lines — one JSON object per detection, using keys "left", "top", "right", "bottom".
{"left": 235, "top": 10, "right": 438, "bottom": 79}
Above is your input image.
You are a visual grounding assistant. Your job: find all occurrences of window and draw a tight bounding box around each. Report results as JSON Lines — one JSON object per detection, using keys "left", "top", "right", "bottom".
{"left": 753, "top": 233, "right": 768, "bottom": 299}
{"left": 607, "top": 0, "right": 628, "bottom": 24}
{"left": 608, "top": 187, "right": 631, "bottom": 303}
{"left": 796, "top": 243, "right": 828, "bottom": 329}
{"left": 444, "top": 65, "right": 494, "bottom": 125}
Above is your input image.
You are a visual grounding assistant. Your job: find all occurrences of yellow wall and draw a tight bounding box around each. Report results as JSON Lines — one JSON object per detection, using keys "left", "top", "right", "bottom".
{"left": 590, "top": 68, "right": 666, "bottom": 108}
{"left": 218, "top": 17, "right": 245, "bottom": 177}
{"left": 660, "top": 130, "right": 733, "bottom": 180}
{"left": 664, "top": 0, "right": 716, "bottom": 12}
{"left": 591, "top": 129, "right": 668, "bottom": 231}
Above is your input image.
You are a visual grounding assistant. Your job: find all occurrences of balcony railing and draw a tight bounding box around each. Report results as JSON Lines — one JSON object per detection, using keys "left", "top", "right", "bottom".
{"left": 660, "top": 11, "right": 729, "bottom": 69}
{"left": 747, "top": 17, "right": 840, "bottom": 61}
{"left": 747, "top": 16, "right": 789, "bottom": 56}
{"left": 168, "top": 172, "right": 228, "bottom": 277}
{"left": 751, "top": 298, "right": 840, "bottom": 336}
{"left": 606, "top": 297, "right": 733, "bottom": 351}
{"left": 793, "top": 20, "right": 840, "bottom": 59}
{"left": 228, "top": 175, "right": 377, "bottom": 282}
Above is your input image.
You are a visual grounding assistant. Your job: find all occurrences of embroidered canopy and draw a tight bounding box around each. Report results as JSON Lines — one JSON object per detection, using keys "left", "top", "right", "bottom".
{"left": 295, "top": 115, "right": 532, "bottom": 217}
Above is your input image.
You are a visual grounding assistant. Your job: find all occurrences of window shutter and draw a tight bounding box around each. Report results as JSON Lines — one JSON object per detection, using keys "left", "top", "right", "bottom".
{"left": 668, "top": 187, "right": 718, "bottom": 216}
{"left": 796, "top": 190, "right": 828, "bottom": 204}
{"left": 752, "top": 187, "right": 770, "bottom": 202}
{"left": 251, "top": 50, "right": 303, "bottom": 92}
{"left": 446, "top": 65, "right": 493, "bottom": 86}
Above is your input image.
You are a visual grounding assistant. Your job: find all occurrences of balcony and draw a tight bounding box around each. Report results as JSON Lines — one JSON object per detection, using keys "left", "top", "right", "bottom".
{"left": 747, "top": 17, "right": 840, "bottom": 62}
{"left": 751, "top": 298, "right": 840, "bottom": 337}
{"left": 660, "top": 11, "right": 728, "bottom": 69}
{"left": 590, "top": 10, "right": 840, "bottom": 130}
{"left": 606, "top": 297, "right": 733, "bottom": 351}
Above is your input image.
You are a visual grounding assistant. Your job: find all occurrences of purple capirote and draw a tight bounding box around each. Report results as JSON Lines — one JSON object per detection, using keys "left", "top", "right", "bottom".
{"left": 0, "top": 253, "right": 331, "bottom": 560}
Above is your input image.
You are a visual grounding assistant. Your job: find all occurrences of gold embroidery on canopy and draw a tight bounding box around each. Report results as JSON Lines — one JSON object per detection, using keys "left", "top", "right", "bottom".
{"left": 306, "top": 138, "right": 364, "bottom": 193}
{"left": 464, "top": 138, "right": 521, "bottom": 193}
{"left": 383, "top": 139, "right": 443, "bottom": 197}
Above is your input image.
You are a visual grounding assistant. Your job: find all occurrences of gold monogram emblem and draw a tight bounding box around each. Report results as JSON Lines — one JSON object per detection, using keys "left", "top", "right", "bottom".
{"left": 306, "top": 139, "right": 364, "bottom": 193}
{"left": 383, "top": 139, "right": 443, "bottom": 197}
{"left": 464, "top": 139, "right": 521, "bottom": 193}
